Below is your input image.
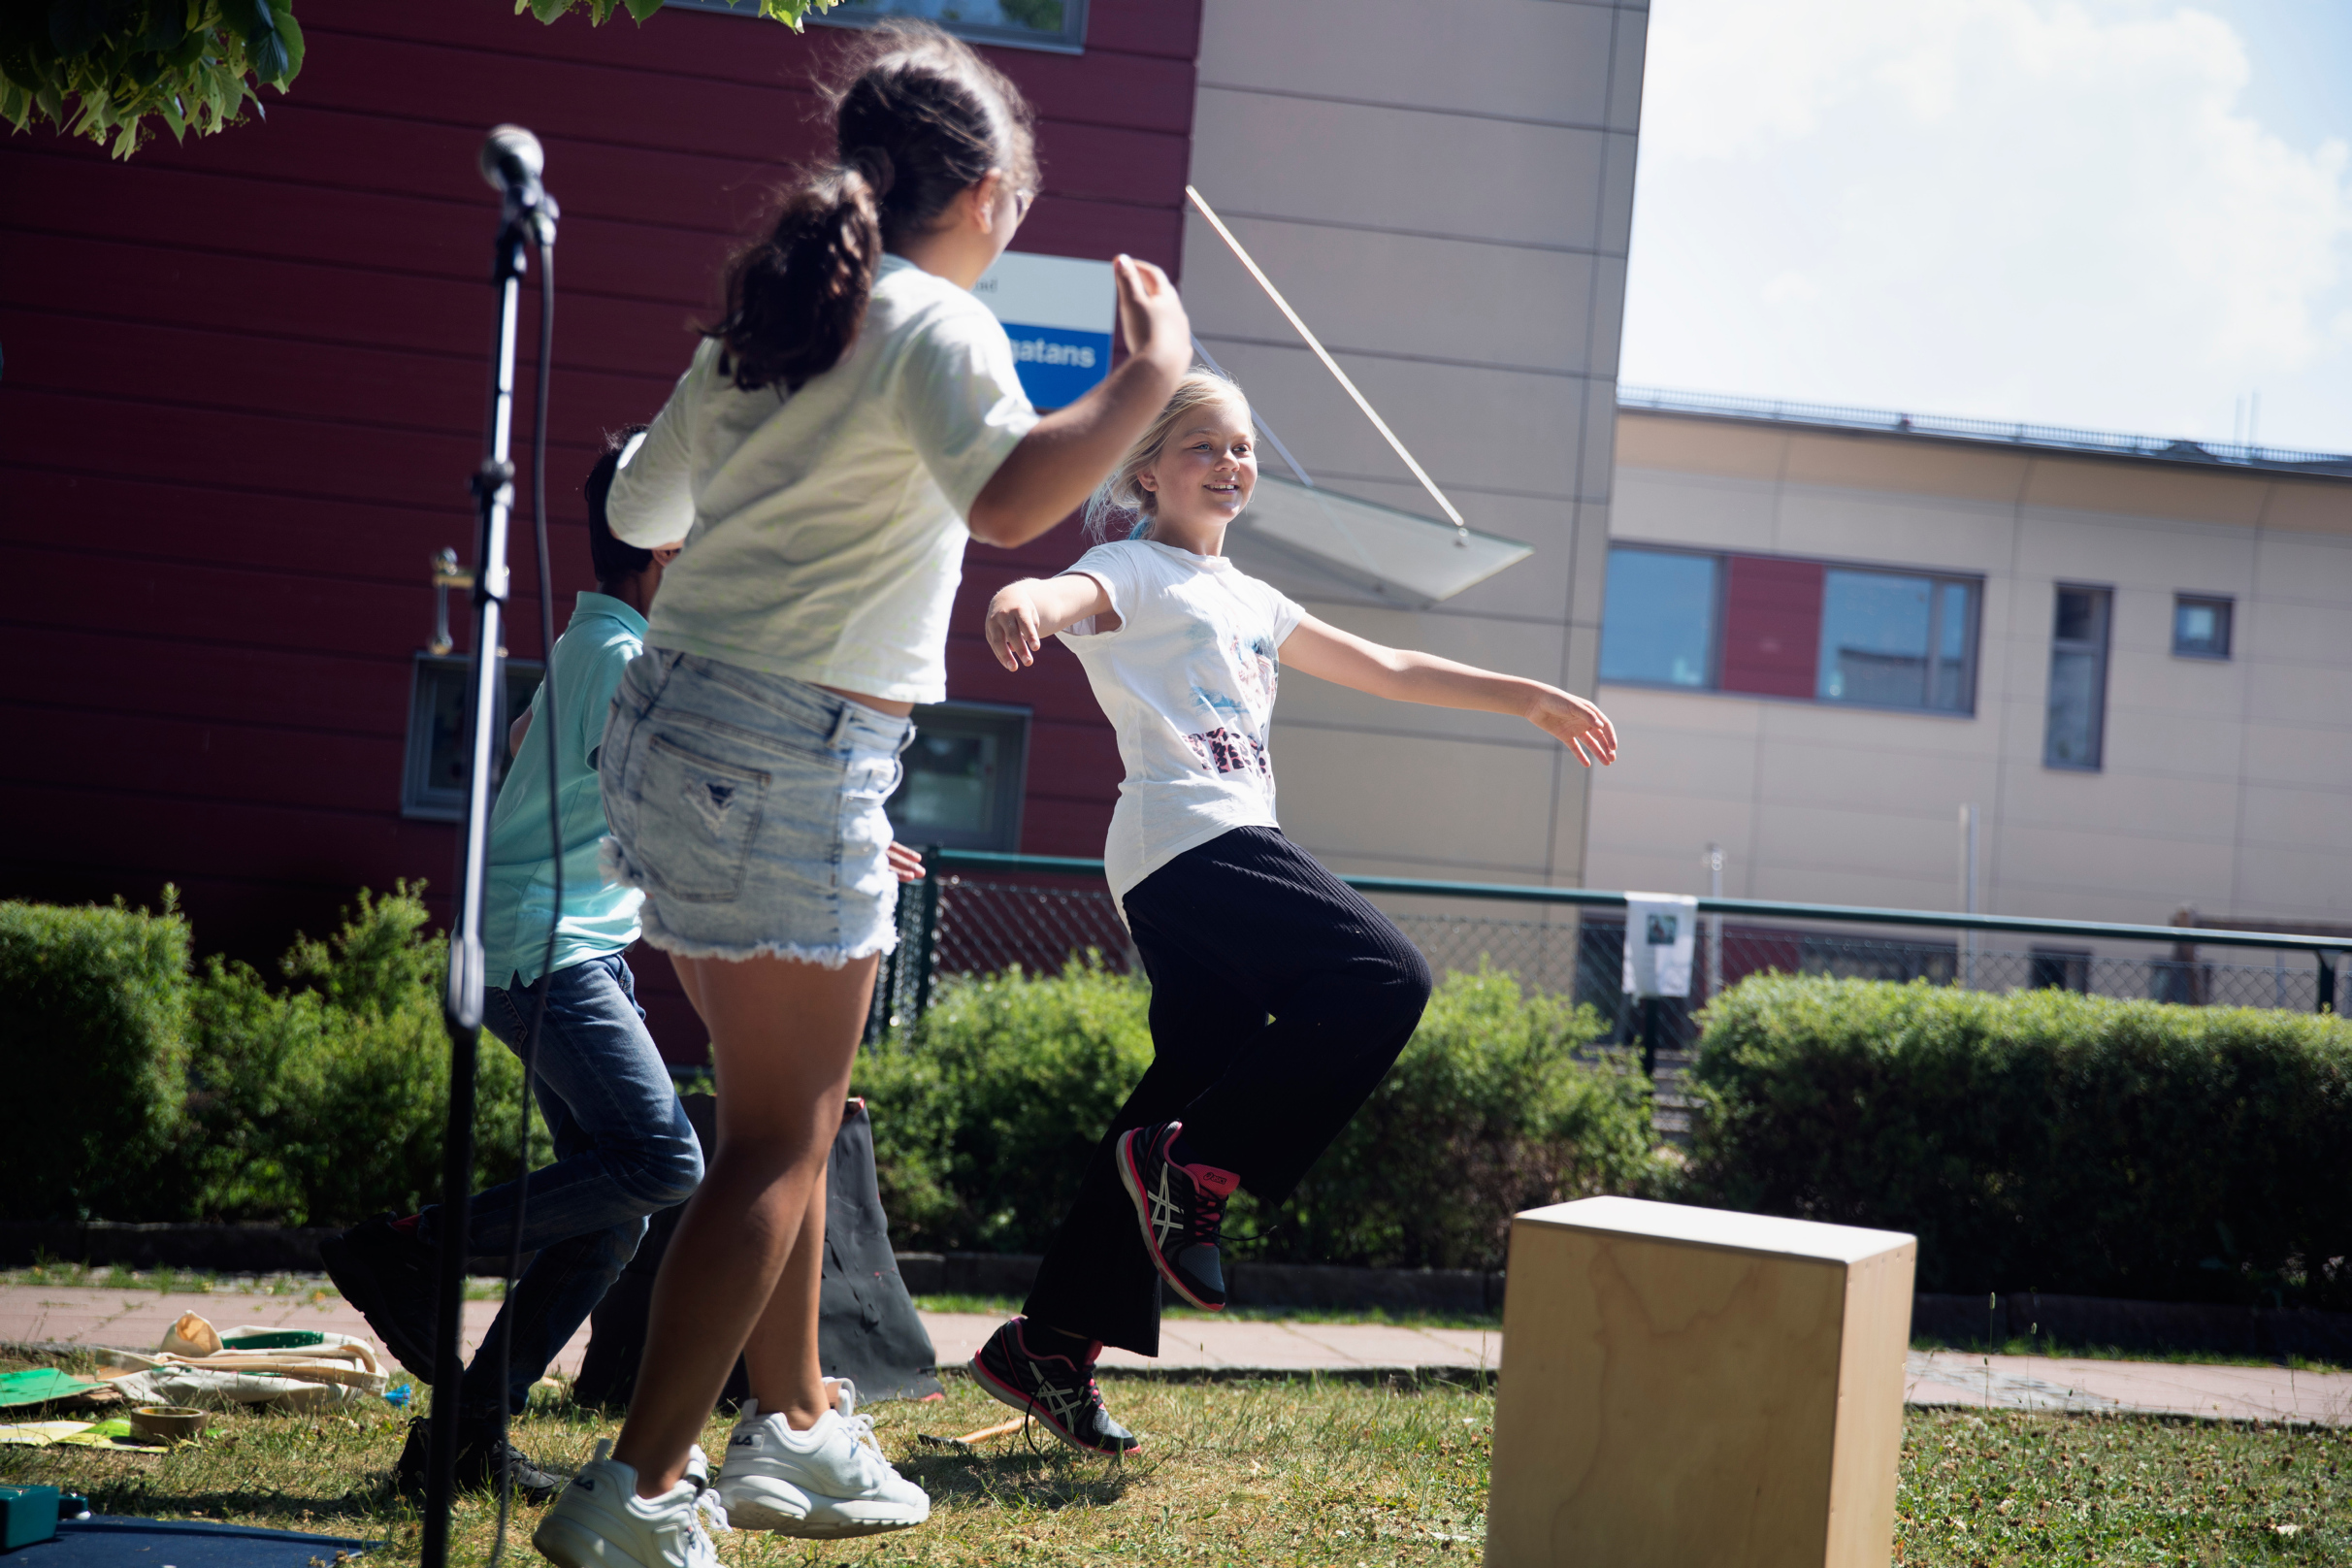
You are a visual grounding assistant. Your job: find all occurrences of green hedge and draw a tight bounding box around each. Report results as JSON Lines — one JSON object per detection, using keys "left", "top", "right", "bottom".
{"left": 175, "top": 886, "right": 549, "bottom": 1225}
{"left": 852, "top": 960, "right": 1158, "bottom": 1255}
{"left": 1681, "top": 975, "right": 2352, "bottom": 1308}
{"left": 1, "top": 895, "right": 193, "bottom": 1220}
{"left": 0, "top": 886, "right": 547, "bottom": 1226}
{"left": 855, "top": 962, "right": 1662, "bottom": 1270}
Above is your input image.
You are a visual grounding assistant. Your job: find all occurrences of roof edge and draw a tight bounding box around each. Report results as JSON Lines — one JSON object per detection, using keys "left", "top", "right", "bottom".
{"left": 1617, "top": 386, "right": 2352, "bottom": 480}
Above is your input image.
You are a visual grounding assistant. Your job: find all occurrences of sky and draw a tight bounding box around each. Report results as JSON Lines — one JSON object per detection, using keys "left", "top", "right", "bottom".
{"left": 1619, "top": 0, "right": 2352, "bottom": 454}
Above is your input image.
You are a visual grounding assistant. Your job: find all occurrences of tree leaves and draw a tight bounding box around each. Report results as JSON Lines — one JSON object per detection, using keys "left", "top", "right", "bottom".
{"left": 2, "top": 0, "right": 835, "bottom": 159}
{"left": 0, "top": 0, "right": 305, "bottom": 158}
{"left": 519, "top": 0, "right": 844, "bottom": 30}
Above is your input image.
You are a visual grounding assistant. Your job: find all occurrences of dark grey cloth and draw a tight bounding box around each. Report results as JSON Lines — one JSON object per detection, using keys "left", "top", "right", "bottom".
{"left": 574, "top": 1095, "right": 941, "bottom": 1409}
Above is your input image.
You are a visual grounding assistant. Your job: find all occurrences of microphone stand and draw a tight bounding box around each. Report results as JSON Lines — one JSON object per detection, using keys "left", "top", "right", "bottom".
{"left": 422, "top": 159, "right": 556, "bottom": 1568}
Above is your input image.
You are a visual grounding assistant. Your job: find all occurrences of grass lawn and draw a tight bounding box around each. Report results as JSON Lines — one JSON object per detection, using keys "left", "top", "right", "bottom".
{"left": 3, "top": 1356, "right": 2345, "bottom": 1567}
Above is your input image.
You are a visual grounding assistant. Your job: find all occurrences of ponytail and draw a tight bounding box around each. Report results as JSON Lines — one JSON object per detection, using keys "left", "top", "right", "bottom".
{"left": 708, "top": 168, "right": 885, "bottom": 394}
{"left": 704, "top": 22, "right": 1038, "bottom": 395}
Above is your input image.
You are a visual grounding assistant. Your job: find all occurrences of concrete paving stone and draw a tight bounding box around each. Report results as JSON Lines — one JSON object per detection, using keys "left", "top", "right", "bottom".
{"left": 1, "top": 1287, "right": 589, "bottom": 1379}
{"left": 3, "top": 1286, "right": 2344, "bottom": 1424}
{"left": 1906, "top": 1349, "right": 2352, "bottom": 1425}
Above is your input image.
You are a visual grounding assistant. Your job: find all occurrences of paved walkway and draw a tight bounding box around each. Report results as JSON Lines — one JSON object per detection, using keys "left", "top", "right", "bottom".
{"left": 4, "top": 1284, "right": 2344, "bottom": 1425}
{"left": 1903, "top": 1348, "right": 2352, "bottom": 1425}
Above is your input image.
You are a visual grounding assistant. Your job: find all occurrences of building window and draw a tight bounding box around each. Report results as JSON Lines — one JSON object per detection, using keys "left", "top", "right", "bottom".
{"left": 667, "top": 0, "right": 1086, "bottom": 53}
{"left": 402, "top": 654, "right": 544, "bottom": 822}
{"left": 2172, "top": 595, "right": 2233, "bottom": 659}
{"left": 1798, "top": 935, "right": 1956, "bottom": 984}
{"left": 1597, "top": 545, "right": 1978, "bottom": 713}
{"left": 2043, "top": 584, "right": 2111, "bottom": 770}
{"left": 886, "top": 701, "right": 1029, "bottom": 852}
{"left": 1597, "top": 547, "right": 1719, "bottom": 688}
{"left": 2029, "top": 947, "right": 2091, "bottom": 993}
{"left": 1815, "top": 569, "right": 1977, "bottom": 712}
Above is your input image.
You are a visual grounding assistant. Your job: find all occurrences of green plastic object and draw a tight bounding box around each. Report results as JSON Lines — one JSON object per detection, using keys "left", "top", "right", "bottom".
{"left": 218, "top": 1330, "right": 327, "bottom": 1351}
{"left": 0, "top": 1369, "right": 99, "bottom": 1410}
{"left": 0, "top": 1484, "right": 60, "bottom": 1551}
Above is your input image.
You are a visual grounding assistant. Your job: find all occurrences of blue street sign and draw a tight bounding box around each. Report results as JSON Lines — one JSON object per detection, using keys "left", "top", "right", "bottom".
{"left": 973, "top": 251, "right": 1115, "bottom": 409}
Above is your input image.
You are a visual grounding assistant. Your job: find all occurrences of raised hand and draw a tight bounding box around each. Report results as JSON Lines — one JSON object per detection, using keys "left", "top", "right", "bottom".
{"left": 1113, "top": 254, "right": 1189, "bottom": 375}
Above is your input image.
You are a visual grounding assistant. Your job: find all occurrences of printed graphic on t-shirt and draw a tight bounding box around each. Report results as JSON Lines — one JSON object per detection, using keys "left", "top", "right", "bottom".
{"left": 1178, "top": 622, "right": 1279, "bottom": 797}
{"left": 1054, "top": 539, "right": 1307, "bottom": 902}
{"left": 1230, "top": 630, "right": 1278, "bottom": 704}
{"left": 1181, "top": 725, "right": 1269, "bottom": 780}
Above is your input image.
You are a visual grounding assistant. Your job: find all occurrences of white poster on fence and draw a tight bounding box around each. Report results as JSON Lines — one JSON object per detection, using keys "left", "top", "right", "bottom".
{"left": 1622, "top": 893, "right": 1699, "bottom": 998}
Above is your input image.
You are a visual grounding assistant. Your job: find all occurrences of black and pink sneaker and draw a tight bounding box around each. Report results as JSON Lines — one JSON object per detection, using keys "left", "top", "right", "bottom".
{"left": 971, "top": 1318, "right": 1139, "bottom": 1456}
{"left": 1116, "top": 1121, "right": 1239, "bottom": 1311}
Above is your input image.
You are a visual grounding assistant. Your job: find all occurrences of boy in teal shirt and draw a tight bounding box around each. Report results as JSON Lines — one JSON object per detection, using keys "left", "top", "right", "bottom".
{"left": 324, "top": 429, "right": 704, "bottom": 1500}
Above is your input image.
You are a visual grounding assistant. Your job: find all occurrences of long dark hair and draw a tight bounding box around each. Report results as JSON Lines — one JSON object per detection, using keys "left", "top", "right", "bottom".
{"left": 584, "top": 424, "right": 653, "bottom": 583}
{"left": 705, "top": 24, "right": 1038, "bottom": 394}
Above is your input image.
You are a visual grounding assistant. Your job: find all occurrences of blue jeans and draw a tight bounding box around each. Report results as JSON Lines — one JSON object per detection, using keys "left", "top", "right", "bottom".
{"left": 600, "top": 650, "right": 911, "bottom": 966}
{"left": 423, "top": 951, "right": 704, "bottom": 1418}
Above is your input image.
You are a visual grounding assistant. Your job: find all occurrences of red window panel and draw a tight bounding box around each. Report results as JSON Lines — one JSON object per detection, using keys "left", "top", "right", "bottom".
{"left": 1719, "top": 555, "right": 1824, "bottom": 698}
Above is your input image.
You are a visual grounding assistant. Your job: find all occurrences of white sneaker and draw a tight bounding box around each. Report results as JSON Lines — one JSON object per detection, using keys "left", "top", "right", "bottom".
{"left": 682, "top": 1444, "right": 731, "bottom": 1539}
{"left": 533, "top": 1439, "right": 723, "bottom": 1568}
{"left": 716, "top": 1398, "right": 930, "bottom": 1539}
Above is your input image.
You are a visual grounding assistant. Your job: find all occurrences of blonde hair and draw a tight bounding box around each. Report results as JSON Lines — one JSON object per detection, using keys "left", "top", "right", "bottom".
{"left": 1083, "top": 369, "right": 1251, "bottom": 543}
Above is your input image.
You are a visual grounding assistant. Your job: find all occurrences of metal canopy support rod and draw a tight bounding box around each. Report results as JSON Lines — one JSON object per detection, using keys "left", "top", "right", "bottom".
{"left": 1184, "top": 184, "right": 1469, "bottom": 540}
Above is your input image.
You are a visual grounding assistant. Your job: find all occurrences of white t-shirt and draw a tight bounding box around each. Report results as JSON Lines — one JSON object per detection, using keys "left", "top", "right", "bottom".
{"left": 1057, "top": 539, "right": 1308, "bottom": 905}
{"left": 607, "top": 255, "right": 1039, "bottom": 704}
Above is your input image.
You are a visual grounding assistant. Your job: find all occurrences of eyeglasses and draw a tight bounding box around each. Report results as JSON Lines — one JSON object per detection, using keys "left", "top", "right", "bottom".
{"left": 1009, "top": 186, "right": 1034, "bottom": 221}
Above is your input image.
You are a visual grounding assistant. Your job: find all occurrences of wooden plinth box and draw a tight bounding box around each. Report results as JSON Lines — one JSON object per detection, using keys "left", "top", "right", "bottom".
{"left": 1485, "top": 1196, "right": 1916, "bottom": 1568}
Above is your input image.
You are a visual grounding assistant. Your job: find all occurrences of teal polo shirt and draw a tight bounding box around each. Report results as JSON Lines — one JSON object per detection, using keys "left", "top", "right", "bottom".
{"left": 481, "top": 592, "right": 647, "bottom": 989}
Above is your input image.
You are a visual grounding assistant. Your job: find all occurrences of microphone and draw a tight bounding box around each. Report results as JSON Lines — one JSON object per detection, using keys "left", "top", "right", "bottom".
{"left": 480, "top": 124, "right": 545, "bottom": 201}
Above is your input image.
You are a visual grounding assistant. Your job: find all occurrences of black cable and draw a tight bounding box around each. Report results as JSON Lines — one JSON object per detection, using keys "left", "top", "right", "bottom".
{"left": 488, "top": 227, "right": 560, "bottom": 1568}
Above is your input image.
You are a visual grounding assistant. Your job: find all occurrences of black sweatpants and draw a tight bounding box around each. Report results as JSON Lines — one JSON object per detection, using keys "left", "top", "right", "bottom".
{"left": 1022, "top": 826, "right": 1433, "bottom": 1357}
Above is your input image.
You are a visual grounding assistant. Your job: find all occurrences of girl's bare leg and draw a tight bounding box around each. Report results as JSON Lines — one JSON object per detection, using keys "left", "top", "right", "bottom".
{"left": 667, "top": 949, "right": 708, "bottom": 1024}
{"left": 609, "top": 949, "right": 874, "bottom": 1497}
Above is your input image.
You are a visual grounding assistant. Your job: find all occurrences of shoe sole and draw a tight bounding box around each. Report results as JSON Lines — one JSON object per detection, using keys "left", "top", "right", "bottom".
{"left": 723, "top": 1478, "right": 925, "bottom": 1538}
{"left": 742, "top": 1508, "right": 928, "bottom": 1540}
{"left": 1114, "top": 1128, "right": 1226, "bottom": 1312}
{"left": 716, "top": 1476, "right": 810, "bottom": 1531}
{"left": 532, "top": 1510, "right": 654, "bottom": 1567}
{"left": 969, "top": 1350, "right": 1140, "bottom": 1458}
{"left": 319, "top": 1233, "right": 439, "bottom": 1385}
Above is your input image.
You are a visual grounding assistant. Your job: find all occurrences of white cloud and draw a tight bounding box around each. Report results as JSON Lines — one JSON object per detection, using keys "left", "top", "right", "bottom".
{"left": 1621, "top": 0, "right": 2352, "bottom": 449}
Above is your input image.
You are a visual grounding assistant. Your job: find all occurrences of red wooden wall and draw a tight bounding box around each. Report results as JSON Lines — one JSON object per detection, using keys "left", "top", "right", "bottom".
{"left": 0, "top": 0, "right": 1197, "bottom": 1061}
{"left": 1717, "top": 554, "right": 1824, "bottom": 699}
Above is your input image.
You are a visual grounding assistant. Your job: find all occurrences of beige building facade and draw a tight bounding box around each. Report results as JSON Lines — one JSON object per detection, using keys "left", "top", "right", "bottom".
{"left": 1589, "top": 402, "right": 2352, "bottom": 934}
{"left": 1182, "top": 0, "right": 1649, "bottom": 889}
{"left": 1173, "top": 0, "right": 2348, "bottom": 954}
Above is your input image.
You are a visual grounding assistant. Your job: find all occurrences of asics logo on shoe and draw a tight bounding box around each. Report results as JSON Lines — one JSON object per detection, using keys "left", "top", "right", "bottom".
{"left": 1035, "top": 1381, "right": 1092, "bottom": 1429}
{"left": 1148, "top": 1170, "right": 1182, "bottom": 1245}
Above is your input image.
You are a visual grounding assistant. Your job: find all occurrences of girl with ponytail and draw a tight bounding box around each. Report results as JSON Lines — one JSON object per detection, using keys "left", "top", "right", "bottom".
{"left": 534, "top": 25, "right": 1192, "bottom": 1568}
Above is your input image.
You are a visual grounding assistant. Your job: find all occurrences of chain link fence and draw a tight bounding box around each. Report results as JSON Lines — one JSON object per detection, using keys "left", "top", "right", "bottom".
{"left": 871, "top": 866, "right": 2344, "bottom": 1139}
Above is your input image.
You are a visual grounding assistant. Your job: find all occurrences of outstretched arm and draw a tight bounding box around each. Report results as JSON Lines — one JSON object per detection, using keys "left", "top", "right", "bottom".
{"left": 1279, "top": 613, "right": 1618, "bottom": 767}
{"left": 984, "top": 573, "right": 1117, "bottom": 670}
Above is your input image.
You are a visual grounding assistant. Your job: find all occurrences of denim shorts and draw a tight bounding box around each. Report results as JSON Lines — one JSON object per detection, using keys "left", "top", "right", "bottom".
{"left": 598, "top": 649, "right": 913, "bottom": 966}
